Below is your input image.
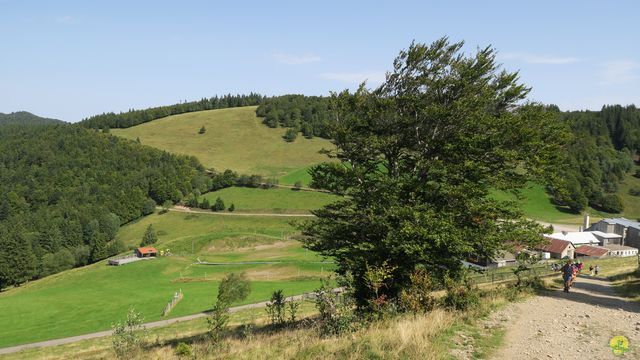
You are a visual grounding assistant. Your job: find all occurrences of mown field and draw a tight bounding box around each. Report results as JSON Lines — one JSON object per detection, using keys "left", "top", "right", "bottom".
{"left": 0, "top": 211, "right": 331, "bottom": 348}
{"left": 200, "top": 186, "right": 340, "bottom": 214}
{"left": 112, "top": 107, "right": 333, "bottom": 177}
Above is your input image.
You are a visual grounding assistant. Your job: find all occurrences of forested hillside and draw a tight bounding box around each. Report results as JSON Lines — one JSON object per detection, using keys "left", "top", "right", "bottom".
{"left": 0, "top": 111, "right": 64, "bottom": 126}
{"left": 549, "top": 105, "right": 639, "bottom": 213}
{"left": 255, "top": 95, "right": 331, "bottom": 140}
{"left": 0, "top": 125, "right": 204, "bottom": 289}
{"left": 80, "top": 93, "right": 265, "bottom": 129}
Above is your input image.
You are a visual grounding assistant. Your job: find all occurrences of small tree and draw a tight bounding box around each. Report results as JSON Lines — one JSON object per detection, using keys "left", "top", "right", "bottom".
{"left": 211, "top": 197, "right": 225, "bottom": 212}
{"left": 161, "top": 200, "right": 173, "bottom": 213}
{"left": 111, "top": 308, "right": 146, "bottom": 359}
{"left": 228, "top": 203, "right": 235, "bottom": 212}
{"left": 140, "top": 224, "right": 158, "bottom": 247}
{"left": 141, "top": 199, "right": 156, "bottom": 215}
{"left": 265, "top": 289, "right": 286, "bottom": 326}
{"left": 199, "top": 198, "right": 211, "bottom": 210}
{"left": 293, "top": 181, "right": 302, "bottom": 191}
{"left": 283, "top": 128, "right": 297, "bottom": 142}
{"left": 207, "top": 272, "right": 251, "bottom": 344}
{"left": 199, "top": 126, "right": 206, "bottom": 134}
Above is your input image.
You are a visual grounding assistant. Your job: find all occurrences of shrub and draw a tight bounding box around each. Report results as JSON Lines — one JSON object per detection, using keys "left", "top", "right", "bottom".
{"left": 199, "top": 198, "right": 210, "bottom": 210}
{"left": 288, "top": 301, "right": 300, "bottom": 323}
{"left": 141, "top": 199, "right": 156, "bottom": 215}
{"left": 140, "top": 224, "right": 158, "bottom": 247}
{"left": 111, "top": 308, "right": 146, "bottom": 359}
{"left": 293, "top": 181, "right": 302, "bottom": 190}
{"left": 211, "top": 197, "right": 225, "bottom": 211}
{"left": 399, "top": 268, "right": 436, "bottom": 313}
{"left": 175, "top": 342, "right": 192, "bottom": 356}
{"left": 314, "top": 279, "right": 357, "bottom": 336}
{"left": 198, "top": 126, "right": 206, "bottom": 134}
{"left": 161, "top": 200, "right": 173, "bottom": 214}
{"left": 283, "top": 128, "right": 297, "bottom": 142}
{"left": 442, "top": 276, "right": 481, "bottom": 311}
{"left": 228, "top": 203, "right": 235, "bottom": 212}
{"left": 629, "top": 188, "right": 640, "bottom": 197}
{"left": 266, "top": 289, "right": 287, "bottom": 326}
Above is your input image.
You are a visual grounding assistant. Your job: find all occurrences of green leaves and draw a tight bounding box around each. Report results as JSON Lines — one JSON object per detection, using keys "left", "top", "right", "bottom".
{"left": 300, "top": 38, "right": 567, "bottom": 305}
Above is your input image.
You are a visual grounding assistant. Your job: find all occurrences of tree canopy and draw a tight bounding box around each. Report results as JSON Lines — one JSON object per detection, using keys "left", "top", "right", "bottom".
{"left": 0, "top": 124, "right": 202, "bottom": 288}
{"left": 300, "top": 38, "right": 568, "bottom": 305}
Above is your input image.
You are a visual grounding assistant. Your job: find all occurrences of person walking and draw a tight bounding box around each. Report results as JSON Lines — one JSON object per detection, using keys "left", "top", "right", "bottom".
{"left": 589, "top": 265, "right": 594, "bottom": 276}
{"left": 595, "top": 264, "right": 600, "bottom": 276}
{"left": 560, "top": 260, "right": 574, "bottom": 293}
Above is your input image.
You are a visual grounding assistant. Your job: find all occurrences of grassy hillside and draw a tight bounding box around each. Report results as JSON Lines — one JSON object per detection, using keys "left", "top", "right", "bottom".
{"left": 200, "top": 187, "right": 340, "bottom": 213}
{"left": 492, "top": 169, "right": 640, "bottom": 225}
{"left": 0, "top": 211, "right": 330, "bottom": 348}
{"left": 112, "top": 107, "right": 333, "bottom": 177}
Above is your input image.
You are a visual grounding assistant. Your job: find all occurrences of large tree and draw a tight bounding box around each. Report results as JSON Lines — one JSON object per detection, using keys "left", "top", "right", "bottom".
{"left": 300, "top": 38, "right": 568, "bottom": 305}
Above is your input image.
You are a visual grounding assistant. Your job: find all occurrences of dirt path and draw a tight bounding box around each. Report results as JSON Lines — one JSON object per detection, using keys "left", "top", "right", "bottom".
{"left": 166, "top": 206, "right": 315, "bottom": 217}
{"left": 0, "top": 293, "right": 312, "bottom": 356}
{"left": 491, "top": 275, "right": 639, "bottom": 359}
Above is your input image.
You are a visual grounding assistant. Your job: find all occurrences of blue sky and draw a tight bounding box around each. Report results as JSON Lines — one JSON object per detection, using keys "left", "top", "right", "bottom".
{"left": 1, "top": 0, "right": 639, "bottom": 122}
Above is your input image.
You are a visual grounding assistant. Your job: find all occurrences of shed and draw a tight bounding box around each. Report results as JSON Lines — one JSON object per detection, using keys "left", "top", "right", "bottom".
{"left": 603, "top": 244, "right": 639, "bottom": 257}
{"left": 574, "top": 245, "right": 609, "bottom": 258}
{"left": 534, "top": 238, "right": 575, "bottom": 259}
{"left": 135, "top": 247, "right": 158, "bottom": 258}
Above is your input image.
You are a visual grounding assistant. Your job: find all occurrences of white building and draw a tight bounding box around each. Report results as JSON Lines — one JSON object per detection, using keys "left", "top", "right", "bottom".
{"left": 604, "top": 244, "right": 639, "bottom": 257}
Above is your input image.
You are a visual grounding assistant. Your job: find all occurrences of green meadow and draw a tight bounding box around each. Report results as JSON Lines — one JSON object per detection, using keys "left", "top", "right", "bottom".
{"left": 112, "top": 107, "right": 334, "bottom": 177}
{"left": 200, "top": 186, "right": 340, "bottom": 213}
{"left": 0, "top": 212, "right": 330, "bottom": 348}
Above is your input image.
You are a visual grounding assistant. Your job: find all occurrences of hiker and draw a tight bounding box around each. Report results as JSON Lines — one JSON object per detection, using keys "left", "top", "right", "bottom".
{"left": 589, "top": 265, "right": 594, "bottom": 276}
{"left": 578, "top": 262, "right": 584, "bottom": 273}
{"left": 559, "top": 260, "right": 574, "bottom": 293}
{"left": 595, "top": 264, "right": 600, "bottom": 276}
{"left": 570, "top": 263, "right": 578, "bottom": 287}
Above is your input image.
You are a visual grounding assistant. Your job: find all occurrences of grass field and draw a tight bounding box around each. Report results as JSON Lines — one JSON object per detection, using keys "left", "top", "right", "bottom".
{"left": 112, "top": 107, "right": 334, "bottom": 177}
{"left": 0, "top": 211, "right": 330, "bottom": 348}
{"left": 200, "top": 186, "right": 340, "bottom": 213}
{"left": 279, "top": 164, "right": 318, "bottom": 186}
{"left": 490, "top": 181, "right": 640, "bottom": 225}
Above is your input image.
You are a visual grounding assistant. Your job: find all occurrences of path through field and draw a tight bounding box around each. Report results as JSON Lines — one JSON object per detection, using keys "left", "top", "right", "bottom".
{"left": 491, "top": 275, "right": 639, "bottom": 359}
{"left": 0, "top": 293, "right": 314, "bottom": 356}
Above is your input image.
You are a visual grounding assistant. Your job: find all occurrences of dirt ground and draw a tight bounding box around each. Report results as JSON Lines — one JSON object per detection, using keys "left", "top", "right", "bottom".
{"left": 490, "top": 275, "right": 639, "bottom": 359}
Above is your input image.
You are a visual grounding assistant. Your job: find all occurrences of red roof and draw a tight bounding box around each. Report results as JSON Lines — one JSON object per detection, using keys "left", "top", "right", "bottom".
{"left": 534, "top": 239, "right": 574, "bottom": 254}
{"left": 575, "top": 245, "right": 609, "bottom": 257}
{"left": 137, "top": 247, "right": 157, "bottom": 255}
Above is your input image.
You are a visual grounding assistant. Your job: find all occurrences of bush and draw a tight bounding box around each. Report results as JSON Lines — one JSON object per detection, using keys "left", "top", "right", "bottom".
{"left": 593, "top": 194, "right": 624, "bottom": 213}
{"left": 199, "top": 198, "right": 210, "bottom": 210}
{"left": 175, "top": 342, "right": 192, "bottom": 356}
{"left": 442, "top": 276, "right": 481, "bottom": 311}
{"left": 293, "top": 181, "right": 302, "bottom": 190}
{"left": 283, "top": 128, "right": 297, "bottom": 142}
{"left": 314, "top": 279, "right": 357, "bottom": 336}
{"left": 111, "top": 309, "right": 146, "bottom": 359}
{"left": 399, "top": 268, "right": 436, "bottom": 313}
{"left": 266, "top": 289, "right": 287, "bottom": 326}
{"left": 141, "top": 198, "right": 156, "bottom": 215}
{"left": 211, "top": 197, "right": 225, "bottom": 212}
{"left": 140, "top": 224, "right": 158, "bottom": 247}
{"left": 228, "top": 203, "right": 235, "bottom": 212}
{"left": 629, "top": 188, "right": 640, "bottom": 197}
{"left": 198, "top": 126, "right": 206, "bottom": 134}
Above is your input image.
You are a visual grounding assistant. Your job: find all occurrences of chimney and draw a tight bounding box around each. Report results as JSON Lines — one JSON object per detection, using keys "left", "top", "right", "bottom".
{"left": 583, "top": 214, "right": 590, "bottom": 230}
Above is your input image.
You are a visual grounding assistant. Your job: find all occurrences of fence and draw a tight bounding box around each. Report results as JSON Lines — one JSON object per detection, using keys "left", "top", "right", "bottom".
{"left": 467, "top": 264, "right": 558, "bottom": 285}
{"left": 162, "top": 290, "right": 184, "bottom": 316}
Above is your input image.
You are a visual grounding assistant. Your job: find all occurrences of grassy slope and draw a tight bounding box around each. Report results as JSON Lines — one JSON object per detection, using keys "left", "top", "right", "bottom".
{"left": 200, "top": 187, "right": 340, "bottom": 213}
{"left": 112, "top": 107, "right": 333, "bottom": 177}
{"left": 279, "top": 164, "right": 317, "bottom": 186}
{"left": 0, "top": 212, "right": 330, "bottom": 348}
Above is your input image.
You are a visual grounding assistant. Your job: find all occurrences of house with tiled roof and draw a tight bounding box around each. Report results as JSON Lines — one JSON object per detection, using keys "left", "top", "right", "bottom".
{"left": 574, "top": 245, "right": 609, "bottom": 258}
{"left": 534, "top": 238, "right": 575, "bottom": 259}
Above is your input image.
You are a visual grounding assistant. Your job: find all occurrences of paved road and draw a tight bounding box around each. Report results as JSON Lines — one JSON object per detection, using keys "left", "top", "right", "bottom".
{"left": 0, "top": 293, "right": 314, "bottom": 356}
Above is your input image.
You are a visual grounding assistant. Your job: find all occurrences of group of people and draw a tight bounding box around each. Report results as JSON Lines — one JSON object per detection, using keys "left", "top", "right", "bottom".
{"left": 555, "top": 260, "right": 600, "bottom": 293}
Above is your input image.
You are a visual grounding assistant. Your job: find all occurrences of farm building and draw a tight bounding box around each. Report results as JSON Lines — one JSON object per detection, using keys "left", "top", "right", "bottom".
{"left": 588, "top": 218, "right": 640, "bottom": 248}
{"left": 534, "top": 238, "right": 575, "bottom": 259}
{"left": 544, "top": 231, "right": 599, "bottom": 247}
{"left": 135, "top": 247, "right": 158, "bottom": 258}
{"left": 574, "top": 245, "right": 609, "bottom": 258}
{"left": 604, "top": 244, "right": 639, "bottom": 257}
{"left": 589, "top": 231, "right": 623, "bottom": 246}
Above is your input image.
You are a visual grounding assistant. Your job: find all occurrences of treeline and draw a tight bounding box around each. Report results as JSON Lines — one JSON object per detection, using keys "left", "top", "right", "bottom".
{"left": 185, "top": 170, "right": 278, "bottom": 209}
{"left": 80, "top": 93, "right": 266, "bottom": 129}
{"left": 0, "top": 124, "right": 203, "bottom": 289}
{"left": 255, "top": 95, "right": 331, "bottom": 141}
{"left": 549, "top": 105, "right": 639, "bottom": 213}
{"left": 0, "top": 111, "right": 64, "bottom": 126}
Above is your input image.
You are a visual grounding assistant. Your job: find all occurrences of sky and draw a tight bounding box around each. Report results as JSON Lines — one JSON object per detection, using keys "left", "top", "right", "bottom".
{"left": 1, "top": 0, "right": 639, "bottom": 122}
